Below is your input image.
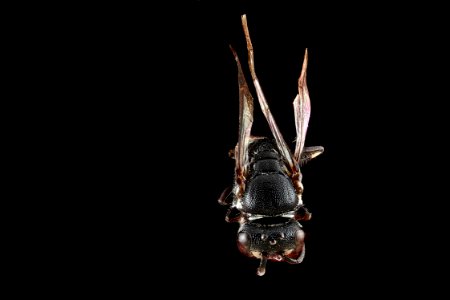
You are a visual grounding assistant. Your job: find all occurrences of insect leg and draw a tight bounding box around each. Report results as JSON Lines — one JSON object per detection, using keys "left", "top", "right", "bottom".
{"left": 218, "top": 186, "right": 233, "bottom": 206}
{"left": 225, "top": 206, "right": 243, "bottom": 223}
{"left": 294, "top": 205, "right": 312, "bottom": 221}
{"left": 300, "top": 146, "right": 324, "bottom": 166}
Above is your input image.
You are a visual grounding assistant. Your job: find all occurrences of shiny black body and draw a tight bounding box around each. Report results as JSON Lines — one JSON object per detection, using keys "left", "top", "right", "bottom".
{"left": 241, "top": 139, "right": 298, "bottom": 216}
{"left": 220, "top": 15, "right": 323, "bottom": 276}
{"left": 224, "top": 138, "right": 311, "bottom": 276}
{"left": 237, "top": 217, "right": 304, "bottom": 262}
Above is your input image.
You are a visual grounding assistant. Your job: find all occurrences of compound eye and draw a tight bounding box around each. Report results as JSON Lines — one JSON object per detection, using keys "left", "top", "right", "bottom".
{"left": 282, "top": 229, "right": 306, "bottom": 262}
{"left": 295, "top": 229, "right": 305, "bottom": 244}
{"left": 237, "top": 232, "right": 252, "bottom": 256}
{"left": 238, "top": 232, "right": 249, "bottom": 245}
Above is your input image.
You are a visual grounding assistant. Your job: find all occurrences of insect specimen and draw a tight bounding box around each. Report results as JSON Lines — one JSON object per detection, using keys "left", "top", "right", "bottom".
{"left": 218, "top": 15, "right": 324, "bottom": 276}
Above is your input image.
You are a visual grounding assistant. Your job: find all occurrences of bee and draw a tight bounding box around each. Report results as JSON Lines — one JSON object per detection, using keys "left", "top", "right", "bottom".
{"left": 218, "top": 15, "right": 324, "bottom": 276}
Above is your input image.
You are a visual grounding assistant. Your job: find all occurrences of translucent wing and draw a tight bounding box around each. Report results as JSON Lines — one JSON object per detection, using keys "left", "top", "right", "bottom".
{"left": 293, "top": 50, "right": 311, "bottom": 162}
{"left": 230, "top": 45, "right": 254, "bottom": 186}
{"left": 241, "top": 15, "right": 298, "bottom": 175}
{"left": 293, "top": 50, "right": 324, "bottom": 163}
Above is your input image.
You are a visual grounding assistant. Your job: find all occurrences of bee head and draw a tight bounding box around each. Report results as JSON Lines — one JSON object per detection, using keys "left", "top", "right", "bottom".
{"left": 236, "top": 217, "right": 306, "bottom": 276}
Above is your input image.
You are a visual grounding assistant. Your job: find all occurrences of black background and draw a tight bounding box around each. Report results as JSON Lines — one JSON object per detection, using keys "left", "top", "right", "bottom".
{"left": 76, "top": 1, "right": 446, "bottom": 296}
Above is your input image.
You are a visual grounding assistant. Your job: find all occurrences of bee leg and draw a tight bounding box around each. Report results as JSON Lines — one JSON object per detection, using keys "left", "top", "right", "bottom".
{"left": 225, "top": 206, "right": 243, "bottom": 223}
{"left": 294, "top": 205, "right": 312, "bottom": 221}
{"left": 218, "top": 186, "right": 233, "bottom": 206}
{"left": 249, "top": 136, "right": 266, "bottom": 142}
{"left": 299, "top": 146, "right": 324, "bottom": 166}
{"left": 228, "top": 149, "right": 235, "bottom": 159}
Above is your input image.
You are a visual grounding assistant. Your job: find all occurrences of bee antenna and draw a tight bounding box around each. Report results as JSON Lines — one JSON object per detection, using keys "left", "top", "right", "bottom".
{"left": 256, "top": 256, "right": 268, "bottom": 276}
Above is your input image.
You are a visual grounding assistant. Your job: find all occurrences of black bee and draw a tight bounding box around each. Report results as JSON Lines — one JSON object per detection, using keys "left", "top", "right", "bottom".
{"left": 218, "top": 15, "right": 324, "bottom": 276}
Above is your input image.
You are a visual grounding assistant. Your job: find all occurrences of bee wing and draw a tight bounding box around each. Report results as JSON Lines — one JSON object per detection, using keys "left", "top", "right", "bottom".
{"left": 293, "top": 50, "right": 324, "bottom": 164}
{"left": 230, "top": 45, "right": 254, "bottom": 179}
{"left": 293, "top": 49, "right": 311, "bottom": 163}
{"left": 241, "top": 15, "right": 298, "bottom": 174}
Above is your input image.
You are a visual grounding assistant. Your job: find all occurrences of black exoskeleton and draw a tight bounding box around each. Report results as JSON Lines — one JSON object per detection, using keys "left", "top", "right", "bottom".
{"left": 218, "top": 15, "right": 324, "bottom": 276}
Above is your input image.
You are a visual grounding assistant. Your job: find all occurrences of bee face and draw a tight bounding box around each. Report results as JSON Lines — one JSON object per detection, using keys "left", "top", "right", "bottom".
{"left": 237, "top": 219, "right": 305, "bottom": 261}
